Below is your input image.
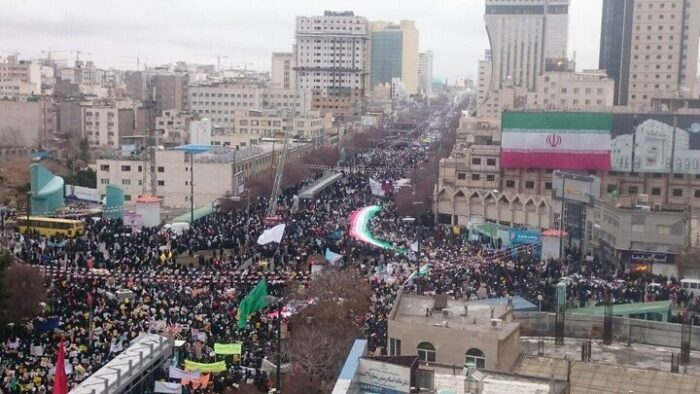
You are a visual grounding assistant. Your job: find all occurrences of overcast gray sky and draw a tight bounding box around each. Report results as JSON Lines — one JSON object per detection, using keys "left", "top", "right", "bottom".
{"left": 0, "top": 0, "right": 603, "bottom": 81}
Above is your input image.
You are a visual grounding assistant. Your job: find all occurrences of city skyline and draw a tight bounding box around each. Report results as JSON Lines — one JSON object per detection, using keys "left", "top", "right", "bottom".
{"left": 0, "top": 0, "right": 603, "bottom": 81}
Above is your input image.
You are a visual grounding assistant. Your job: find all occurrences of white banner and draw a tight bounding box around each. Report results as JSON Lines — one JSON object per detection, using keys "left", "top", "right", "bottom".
{"left": 154, "top": 381, "right": 182, "bottom": 394}
{"left": 169, "top": 365, "right": 202, "bottom": 380}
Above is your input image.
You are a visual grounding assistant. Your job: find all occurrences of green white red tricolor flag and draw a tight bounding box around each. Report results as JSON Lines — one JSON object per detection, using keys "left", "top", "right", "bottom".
{"left": 349, "top": 205, "right": 395, "bottom": 250}
{"left": 500, "top": 112, "right": 613, "bottom": 170}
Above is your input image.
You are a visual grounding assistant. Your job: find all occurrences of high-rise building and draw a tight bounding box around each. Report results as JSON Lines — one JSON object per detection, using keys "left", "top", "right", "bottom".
{"left": 369, "top": 20, "right": 419, "bottom": 94}
{"left": 599, "top": 0, "right": 700, "bottom": 108}
{"left": 484, "top": 0, "right": 569, "bottom": 92}
{"left": 418, "top": 51, "right": 434, "bottom": 98}
{"left": 270, "top": 52, "right": 295, "bottom": 90}
{"left": 295, "top": 11, "right": 369, "bottom": 117}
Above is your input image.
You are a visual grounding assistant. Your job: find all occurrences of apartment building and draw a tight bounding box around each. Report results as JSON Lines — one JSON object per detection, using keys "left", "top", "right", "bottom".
{"left": 0, "top": 55, "right": 41, "bottom": 94}
{"left": 210, "top": 109, "right": 332, "bottom": 142}
{"left": 82, "top": 105, "right": 135, "bottom": 147}
{"left": 188, "top": 83, "right": 311, "bottom": 132}
{"left": 95, "top": 142, "right": 313, "bottom": 207}
{"left": 270, "top": 52, "right": 296, "bottom": 89}
{"left": 155, "top": 110, "right": 195, "bottom": 145}
{"left": 599, "top": 0, "right": 700, "bottom": 107}
{"left": 0, "top": 98, "right": 56, "bottom": 147}
{"left": 369, "top": 20, "right": 419, "bottom": 94}
{"left": 295, "top": 11, "right": 370, "bottom": 117}
{"left": 418, "top": 51, "right": 434, "bottom": 98}
{"left": 477, "top": 67, "right": 615, "bottom": 118}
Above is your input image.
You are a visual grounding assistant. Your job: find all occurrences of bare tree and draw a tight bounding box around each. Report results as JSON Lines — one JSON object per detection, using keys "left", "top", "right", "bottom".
{"left": 2, "top": 263, "right": 47, "bottom": 323}
{"left": 283, "top": 269, "right": 370, "bottom": 392}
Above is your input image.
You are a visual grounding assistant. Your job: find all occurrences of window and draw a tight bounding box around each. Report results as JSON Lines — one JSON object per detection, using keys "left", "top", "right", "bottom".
{"left": 673, "top": 189, "right": 683, "bottom": 197}
{"left": 121, "top": 165, "right": 131, "bottom": 172}
{"left": 157, "top": 180, "right": 165, "bottom": 186}
{"left": 525, "top": 181, "right": 535, "bottom": 189}
{"left": 695, "top": 190, "right": 700, "bottom": 198}
{"left": 657, "top": 225, "right": 671, "bottom": 235}
{"left": 486, "top": 158, "right": 497, "bottom": 166}
{"left": 457, "top": 173, "right": 466, "bottom": 180}
{"left": 157, "top": 166, "right": 165, "bottom": 173}
{"left": 100, "top": 178, "right": 109, "bottom": 185}
{"left": 472, "top": 158, "right": 482, "bottom": 165}
{"left": 628, "top": 186, "right": 638, "bottom": 195}
{"left": 121, "top": 179, "right": 130, "bottom": 186}
{"left": 417, "top": 342, "right": 436, "bottom": 362}
{"left": 651, "top": 187, "right": 661, "bottom": 196}
{"left": 545, "top": 182, "right": 552, "bottom": 190}
{"left": 466, "top": 348, "right": 485, "bottom": 369}
{"left": 471, "top": 174, "right": 480, "bottom": 181}
{"left": 506, "top": 180, "right": 516, "bottom": 188}
{"left": 632, "top": 224, "right": 645, "bottom": 233}
{"left": 100, "top": 164, "right": 110, "bottom": 171}
{"left": 124, "top": 195, "right": 131, "bottom": 201}
{"left": 389, "top": 338, "right": 402, "bottom": 356}
{"left": 606, "top": 185, "right": 617, "bottom": 193}
{"left": 487, "top": 175, "right": 495, "bottom": 182}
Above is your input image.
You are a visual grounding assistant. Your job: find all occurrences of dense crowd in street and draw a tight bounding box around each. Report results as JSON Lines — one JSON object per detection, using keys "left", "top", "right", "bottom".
{"left": 1, "top": 111, "right": 698, "bottom": 392}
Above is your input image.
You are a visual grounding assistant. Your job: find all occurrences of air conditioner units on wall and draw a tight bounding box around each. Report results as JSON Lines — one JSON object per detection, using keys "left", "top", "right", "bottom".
{"left": 490, "top": 318, "right": 502, "bottom": 328}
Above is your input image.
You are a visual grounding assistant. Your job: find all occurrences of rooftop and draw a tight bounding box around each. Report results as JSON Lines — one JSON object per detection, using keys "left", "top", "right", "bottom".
{"left": 517, "top": 337, "right": 700, "bottom": 393}
{"left": 427, "top": 364, "right": 562, "bottom": 394}
{"left": 391, "top": 293, "right": 519, "bottom": 339}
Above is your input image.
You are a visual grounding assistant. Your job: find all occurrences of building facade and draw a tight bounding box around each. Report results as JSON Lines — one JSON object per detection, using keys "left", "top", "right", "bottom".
{"left": 187, "top": 83, "right": 311, "bottom": 132}
{"left": 95, "top": 142, "right": 313, "bottom": 206}
{"left": 295, "top": 11, "right": 370, "bottom": 117}
{"left": 0, "top": 55, "right": 41, "bottom": 95}
{"left": 270, "top": 52, "right": 296, "bottom": 90}
{"left": 0, "top": 98, "right": 56, "bottom": 147}
{"left": 418, "top": 50, "right": 434, "bottom": 98}
{"left": 155, "top": 110, "right": 195, "bottom": 145}
{"left": 387, "top": 293, "right": 520, "bottom": 372}
{"left": 600, "top": 0, "right": 700, "bottom": 108}
{"left": 369, "top": 20, "right": 419, "bottom": 95}
{"left": 484, "top": 0, "right": 569, "bottom": 92}
{"left": 82, "top": 105, "right": 135, "bottom": 147}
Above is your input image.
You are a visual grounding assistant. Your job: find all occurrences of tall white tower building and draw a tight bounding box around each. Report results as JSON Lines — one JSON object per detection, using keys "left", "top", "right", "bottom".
{"left": 484, "top": 0, "right": 569, "bottom": 91}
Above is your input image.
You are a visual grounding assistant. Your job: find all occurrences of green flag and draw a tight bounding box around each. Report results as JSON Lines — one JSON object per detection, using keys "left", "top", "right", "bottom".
{"left": 237, "top": 280, "right": 268, "bottom": 329}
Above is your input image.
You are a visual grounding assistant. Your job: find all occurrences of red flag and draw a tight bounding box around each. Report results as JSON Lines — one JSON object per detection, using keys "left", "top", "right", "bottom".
{"left": 53, "top": 340, "right": 68, "bottom": 394}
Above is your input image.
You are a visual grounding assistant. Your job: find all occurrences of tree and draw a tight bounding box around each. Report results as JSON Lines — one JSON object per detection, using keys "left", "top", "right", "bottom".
{"left": 303, "top": 147, "right": 340, "bottom": 167}
{"left": 0, "top": 251, "right": 11, "bottom": 325}
{"left": 63, "top": 168, "right": 97, "bottom": 188}
{"left": 284, "top": 269, "right": 370, "bottom": 392}
{"left": 0, "top": 158, "right": 31, "bottom": 208}
{"left": 79, "top": 137, "right": 90, "bottom": 162}
{"left": 2, "top": 263, "right": 46, "bottom": 323}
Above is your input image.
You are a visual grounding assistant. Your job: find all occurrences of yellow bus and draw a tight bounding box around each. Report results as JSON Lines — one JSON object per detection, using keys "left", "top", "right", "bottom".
{"left": 16, "top": 216, "right": 85, "bottom": 238}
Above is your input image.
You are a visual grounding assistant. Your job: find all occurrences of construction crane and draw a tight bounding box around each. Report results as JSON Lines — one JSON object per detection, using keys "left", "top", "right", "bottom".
{"left": 265, "top": 126, "right": 291, "bottom": 222}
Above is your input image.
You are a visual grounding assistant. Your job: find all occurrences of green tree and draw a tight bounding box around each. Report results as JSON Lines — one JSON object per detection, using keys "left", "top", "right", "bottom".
{"left": 79, "top": 137, "right": 90, "bottom": 162}
{"left": 64, "top": 168, "right": 97, "bottom": 188}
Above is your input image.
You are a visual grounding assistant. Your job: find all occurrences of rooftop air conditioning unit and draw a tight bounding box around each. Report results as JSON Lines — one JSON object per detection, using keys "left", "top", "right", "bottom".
{"left": 490, "top": 318, "right": 503, "bottom": 328}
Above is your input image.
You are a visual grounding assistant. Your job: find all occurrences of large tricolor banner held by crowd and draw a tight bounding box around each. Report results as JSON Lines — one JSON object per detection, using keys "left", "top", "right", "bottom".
{"left": 349, "top": 205, "right": 395, "bottom": 250}
{"left": 500, "top": 112, "right": 613, "bottom": 171}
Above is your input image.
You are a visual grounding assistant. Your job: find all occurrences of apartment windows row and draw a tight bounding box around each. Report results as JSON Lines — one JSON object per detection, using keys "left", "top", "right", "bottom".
{"left": 615, "top": 185, "right": 697, "bottom": 198}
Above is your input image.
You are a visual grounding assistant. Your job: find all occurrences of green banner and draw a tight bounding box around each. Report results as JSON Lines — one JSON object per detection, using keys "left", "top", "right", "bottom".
{"left": 184, "top": 360, "right": 227, "bottom": 373}
{"left": 214, "top": 343, "right": 242, "bottom": 355}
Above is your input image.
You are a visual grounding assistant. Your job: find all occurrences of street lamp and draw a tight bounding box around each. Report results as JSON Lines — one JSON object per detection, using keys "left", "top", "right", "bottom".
{"left": 265, "top": 295, "right": 284, "bottom": 393}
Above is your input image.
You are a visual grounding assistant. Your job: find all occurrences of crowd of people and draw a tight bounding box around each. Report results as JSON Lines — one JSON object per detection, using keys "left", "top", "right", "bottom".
{"left": 1, "top": 109, "right": 697, "bottom": 392}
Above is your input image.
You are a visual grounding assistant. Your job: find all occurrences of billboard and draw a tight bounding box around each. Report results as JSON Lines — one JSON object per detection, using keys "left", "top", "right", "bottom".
{"left": 64, "top": 184, "right": 100, "bottom": 203}
{"left": 357, "top": 358, "right": 411, "bottom": 394}
{"left": 501, "top": 112, "right": 700, "bottom": 174}
{"left": 551, "top": 172, "right": 601, "bottom": 204}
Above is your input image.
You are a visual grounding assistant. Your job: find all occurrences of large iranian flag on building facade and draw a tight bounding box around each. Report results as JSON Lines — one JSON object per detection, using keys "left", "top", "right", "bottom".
{"left": 500, "top": 112, "right": 613, "bottom": 170}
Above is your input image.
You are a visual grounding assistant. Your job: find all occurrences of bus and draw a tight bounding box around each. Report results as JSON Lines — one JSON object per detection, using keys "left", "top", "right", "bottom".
{"left": 16, "top": 216, "right": 85, "bottom": 238}
{"left": 681, "top": 278, "right": 700, "bottom": 291}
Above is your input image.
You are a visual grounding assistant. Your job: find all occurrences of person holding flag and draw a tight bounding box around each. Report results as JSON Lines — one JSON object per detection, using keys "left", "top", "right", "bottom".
{"left": 236, "top": 280, "right": 269, "bottom": 329}
{"left": 53, "top": 339, "right": 67, "bottom": 394}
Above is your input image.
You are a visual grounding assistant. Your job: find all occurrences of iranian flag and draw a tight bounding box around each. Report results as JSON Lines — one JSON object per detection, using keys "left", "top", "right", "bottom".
{"left": 500, "top": 112, "right": 613, "bottom": 170}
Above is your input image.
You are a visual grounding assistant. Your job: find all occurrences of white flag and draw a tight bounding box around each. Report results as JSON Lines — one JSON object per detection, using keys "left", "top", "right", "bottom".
{"left": 154, "top": 381, "right": 182, "bottom": 394}
{"left": 257, "top": 223, "right": 286, "bottom": 245}
{"left": 169, "top": 365, "right": 201, "bottom": 380}
{"left": 369, "top": 178, "right": 385, "bottom": 196}
{"left": 410, "top": 242, "right": 419, "bottom": 252}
